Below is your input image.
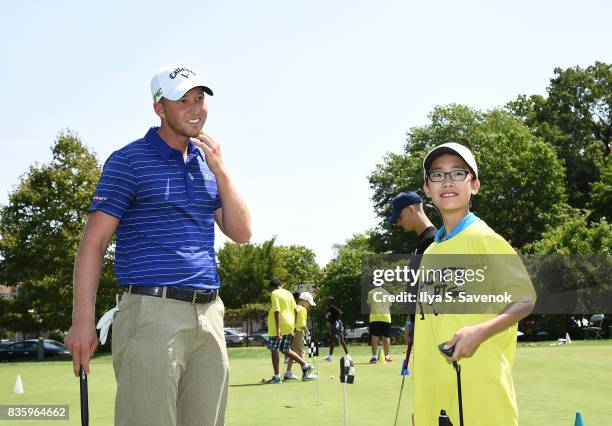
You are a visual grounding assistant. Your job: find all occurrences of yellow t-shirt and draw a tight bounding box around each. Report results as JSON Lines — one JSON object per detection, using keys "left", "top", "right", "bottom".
{"left": 295, "top": 305, "right": 307, "bottom": 331}
{"left": 413, "top": 218, "right": 535, "bottom": 426}
{"left": 267, "top": 288, "right": 296, "bottom": 336}
{"left": 367, "top": 288, "right": 392, "bottom": 323}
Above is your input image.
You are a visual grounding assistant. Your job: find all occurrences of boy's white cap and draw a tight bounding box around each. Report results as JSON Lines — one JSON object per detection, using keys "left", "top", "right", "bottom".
{"left": 150, "top": 63, "right": 213, "bottom": 102}
{"left": 423, "top": 142, "right": 478, "bottom": 180}
{"left": 299, "top": 292, "right": 316, "bottom": 306}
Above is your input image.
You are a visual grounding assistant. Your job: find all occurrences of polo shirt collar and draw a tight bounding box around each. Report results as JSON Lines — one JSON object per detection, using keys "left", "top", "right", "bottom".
{"left": 187, "top": 139, "right": 204, "bottom": 162}
{"left": 434, "top": 212, "right": 480, "bottom": 243}
{"left": 145, "top": 127, "right": 203, "bottom": 161}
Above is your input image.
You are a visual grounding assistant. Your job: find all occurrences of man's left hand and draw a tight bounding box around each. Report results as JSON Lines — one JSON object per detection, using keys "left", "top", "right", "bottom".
{"left": 192, "top": 132, "right": 225, "bottom": 175}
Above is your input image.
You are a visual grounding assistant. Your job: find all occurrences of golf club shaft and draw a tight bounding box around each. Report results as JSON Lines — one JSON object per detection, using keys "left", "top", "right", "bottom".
{"left": 393, "top": 374, "right": 406, "bottom": 426}
{"left": 79, "top": 364, "right": 89, "bottom": 426}
{"left": 453, "top": 361, "right": 464, "bottom": 426}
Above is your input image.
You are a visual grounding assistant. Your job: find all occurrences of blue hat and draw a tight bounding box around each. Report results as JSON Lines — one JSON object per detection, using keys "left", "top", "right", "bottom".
{"left": 388, "top": 191, "right": 423, "bottom": 224}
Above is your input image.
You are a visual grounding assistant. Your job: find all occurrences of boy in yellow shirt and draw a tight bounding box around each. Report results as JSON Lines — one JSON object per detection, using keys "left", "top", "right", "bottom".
{"left": 285, "top": 292, "right": 316, "bottom": 380}
{"left": 265, "top": 279, "right": 313, "bottom": 384}
{"left": 413, "top": 143, "right": 536, "bottom": 425}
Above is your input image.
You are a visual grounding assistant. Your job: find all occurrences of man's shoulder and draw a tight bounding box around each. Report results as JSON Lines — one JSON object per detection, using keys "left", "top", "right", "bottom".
{"left": 117, "top": 136, "right": 150, "bottom": 155}
{"left": 420, "top": 226, "right": 438, "bottom": 241}
{"left": 273, "top": 288, "right": 292, "bottom": 298}
{"left": 106, "top": 137, "right": 149, "bottom": 164}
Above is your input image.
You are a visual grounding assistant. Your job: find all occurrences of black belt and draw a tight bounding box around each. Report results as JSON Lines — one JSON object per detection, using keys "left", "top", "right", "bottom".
{"left": 126, "top": 285, "right": 217, "bottom": 305}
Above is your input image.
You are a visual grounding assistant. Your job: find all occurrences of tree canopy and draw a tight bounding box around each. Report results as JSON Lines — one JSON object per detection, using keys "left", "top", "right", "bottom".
{"left": 0, "top": 131, "right": 117, "bottom": 334}
{"left": 369, "top": 105, "right": 569, "bottom": 252}
{"left": 507, "top": 61, "right": 612, "bottom": 212}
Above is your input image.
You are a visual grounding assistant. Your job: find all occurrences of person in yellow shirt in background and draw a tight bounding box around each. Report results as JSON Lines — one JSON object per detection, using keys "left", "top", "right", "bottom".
{"left": 285, "top": 292, "right": 317, "bottom": 380}
{"left": 413, "top": 143, "right": 536, "bottom": 425}
{"left": 265, "top": 279, "right": 314, "bottom": 384}
{"left": 367, "top": 282, "right": 393, "bottom": 363}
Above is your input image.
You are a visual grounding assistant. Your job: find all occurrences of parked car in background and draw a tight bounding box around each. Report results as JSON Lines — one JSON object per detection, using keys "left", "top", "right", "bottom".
{"left": 224, "top": 328, "right": 247, "bottom": 347}
{"left": 246, "top": 333, "right": 269, "bottom": 347}
{"left": 344, "top": 323, "right": 406, "bottom": 343}
{"left": 0, "top": 339, "right": 70, "bottom": 362}
{"left": 345, "top": 321, "right": 369, "bottom": 342}
{"left": 390, "top": 326, "right": 406, "bottom": 338}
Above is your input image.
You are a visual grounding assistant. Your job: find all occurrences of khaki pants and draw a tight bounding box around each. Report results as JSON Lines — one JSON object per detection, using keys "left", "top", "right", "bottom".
{"left": 112, "top": 292, "right": 229, "bottom": 426}
{"left": 291, "top": 330, "right": 304, "bottom": 357}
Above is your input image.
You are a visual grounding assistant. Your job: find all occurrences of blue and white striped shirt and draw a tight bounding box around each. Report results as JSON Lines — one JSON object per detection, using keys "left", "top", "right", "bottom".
{"left": 90, "top": 127, "right": 222, "bottom": 290}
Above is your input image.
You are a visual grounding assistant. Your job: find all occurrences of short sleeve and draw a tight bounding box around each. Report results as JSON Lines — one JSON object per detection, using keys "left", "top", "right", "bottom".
{"left": 90, "top": 152, "right": 137, "bottom": 219}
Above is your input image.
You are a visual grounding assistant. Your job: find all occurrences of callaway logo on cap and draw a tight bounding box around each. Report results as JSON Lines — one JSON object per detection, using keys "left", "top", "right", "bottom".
{"left": 150, "top": 63, "right": 213, "bottom": 102}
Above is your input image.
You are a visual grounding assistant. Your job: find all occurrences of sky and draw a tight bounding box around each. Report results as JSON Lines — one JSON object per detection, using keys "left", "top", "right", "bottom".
{"left": 1, "top": 0, "right": 611, "bottom": 266}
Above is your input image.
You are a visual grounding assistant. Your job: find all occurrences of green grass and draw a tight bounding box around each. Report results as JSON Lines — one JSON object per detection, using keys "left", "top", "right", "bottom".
{"left": 1, "top": 341, "right": 611, "bottom": 425}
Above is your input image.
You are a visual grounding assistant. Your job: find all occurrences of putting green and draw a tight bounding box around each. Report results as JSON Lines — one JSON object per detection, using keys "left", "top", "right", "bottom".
{"left": 0, "top": 341, "right": 610, "bottom": 425}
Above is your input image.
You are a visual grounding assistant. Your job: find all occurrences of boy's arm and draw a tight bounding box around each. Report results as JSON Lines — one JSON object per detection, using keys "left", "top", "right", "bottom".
{"left": 274, "top": 311, "right": 281, "bottom": 338}
{"left": 444, "top": 301, "right": 535, "bottom": 362}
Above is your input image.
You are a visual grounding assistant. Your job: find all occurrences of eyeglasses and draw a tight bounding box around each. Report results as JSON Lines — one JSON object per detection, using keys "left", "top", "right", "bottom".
{"left": 427, "top": 169, "right": 471, "bottom": 182}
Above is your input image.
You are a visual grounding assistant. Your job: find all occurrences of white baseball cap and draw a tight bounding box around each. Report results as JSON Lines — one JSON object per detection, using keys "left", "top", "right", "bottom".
{"left": 299, "top": 292, "right": 316, "bottom": 306}
{"left": 150, "top": 63, "right": 213, "bottom": 102}
{"left": 423, "top": 142, "right": 479, "bottom": 181}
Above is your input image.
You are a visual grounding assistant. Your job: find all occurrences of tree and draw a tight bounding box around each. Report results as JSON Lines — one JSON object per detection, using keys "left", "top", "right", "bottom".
{"left": 217, "top": 238, "right": 281, "bottom": 309}
{"left": 507, "top": 61, "right": 612, "bottom": 211}
{"left": 0, "top": 131, "right": 116, "bottom": 334}
{"left": 315, "top": 233, "right": 373, "bottom": 329}
{"left": 525, "top": 212, "right": 611, "bottom": 255}
{"left": 276, "top": 245, "right": 321, "bottom": 290}
{"left": 588, "top": 159, "right": 612, "bottom": 222}
{"left": 522, "top": 212, "right": 611, "bottom": 338}
{"left": 368, "top": 104, "right": 569, "bottom": 251}
{"left": 217, "top": 239, "right": 321, "bottom": 309}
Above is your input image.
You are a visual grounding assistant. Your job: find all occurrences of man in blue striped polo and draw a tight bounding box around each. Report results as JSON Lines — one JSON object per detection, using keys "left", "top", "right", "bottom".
{"left": 65, "top": 62, "right": 251, "bottom": 426}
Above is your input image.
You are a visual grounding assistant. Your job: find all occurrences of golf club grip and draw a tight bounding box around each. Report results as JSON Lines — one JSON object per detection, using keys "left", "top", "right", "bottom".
{"left": 80, "top": 365, "right": 89, "bottom": 426}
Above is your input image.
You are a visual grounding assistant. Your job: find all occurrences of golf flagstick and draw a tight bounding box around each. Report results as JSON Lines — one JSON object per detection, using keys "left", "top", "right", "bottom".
{"left": 79, "top": 364, "right": 89, "bottom": 426}
{"left": 343, "top": 380, "right": 348, "bottom": 426}
{"left": 315, "top": 342, "right": 320, "bottom": 407}
{"left": 316, "top": 353, "right": 320, "bottom": 406}
{"left": 308, "top": 335, "right": 320, "bottom": 407}
{"left": 340, "top": 356, "right": 355, "bottom": 426}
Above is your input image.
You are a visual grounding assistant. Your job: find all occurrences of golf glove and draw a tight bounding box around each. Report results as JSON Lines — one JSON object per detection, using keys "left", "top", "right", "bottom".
{"left": 96, "top": 294, "right": 120, "bottom": 345}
